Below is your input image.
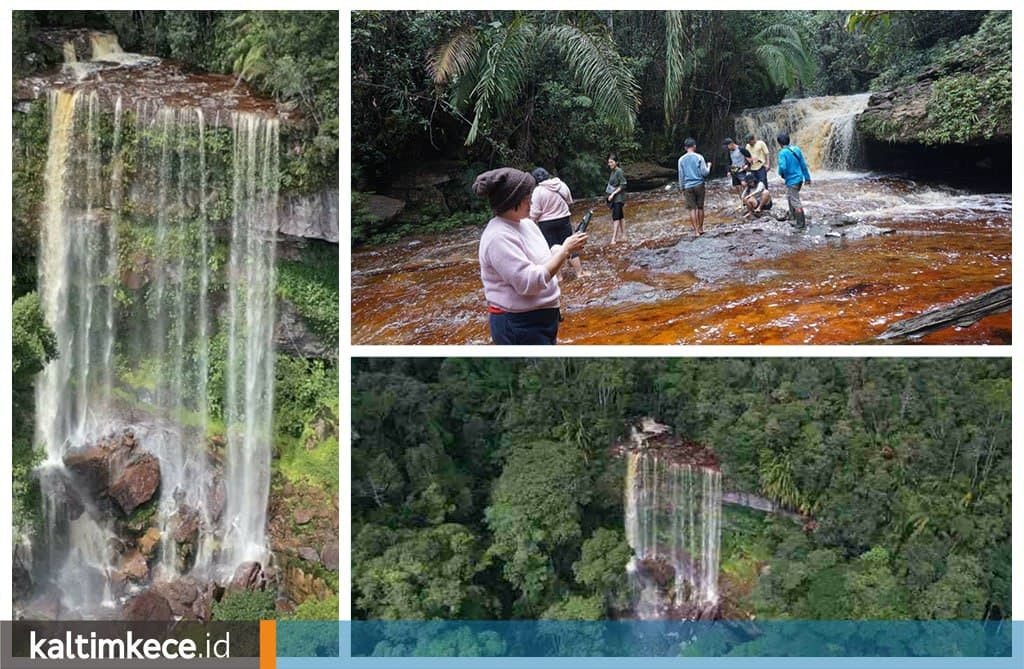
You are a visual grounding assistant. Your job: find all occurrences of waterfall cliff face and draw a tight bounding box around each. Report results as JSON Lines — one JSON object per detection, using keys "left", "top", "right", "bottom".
{"left": 33, "top": 79, "right": 279, "bottom": 614}
{"left": 624, "top": 444, "right": 722, "bottom": 620}
{"left": 734, "top": 93, "right": 872, "bottom": 171}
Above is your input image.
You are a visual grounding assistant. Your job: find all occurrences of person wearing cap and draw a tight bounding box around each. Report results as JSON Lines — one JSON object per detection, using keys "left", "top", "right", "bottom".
{"left": 745, "top": 133, "right": 770, "bottom": 188}
{"left": 678, "top": 138, "right": 712, "bottom": 236}
{"left": 740, "top": 171, "right": 772, "bottom": 219}
{"left": 723, "top": 137, "right": 752, "bottom": 207}
{"left": 606, "top": 154, "right": 628, "bottom": 243}
{"left": 474, "top": 167, "right": 588, "bottom": 344}
{"left": 529, "top": 167, "right": 585, "bottom": 278}
{"left": 776, "top": 132, "right": 812, "bottom": 230}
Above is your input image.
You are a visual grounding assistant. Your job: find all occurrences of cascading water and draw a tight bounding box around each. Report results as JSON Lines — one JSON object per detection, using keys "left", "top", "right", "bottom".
{"left": 31, "top": 39, "right": 280, "bottom": 616}
{"left": 734, "top": 93, "right": 872, "bottom": 171}
{"left": 623, "top": 426, "right": 722, "bottom": 620}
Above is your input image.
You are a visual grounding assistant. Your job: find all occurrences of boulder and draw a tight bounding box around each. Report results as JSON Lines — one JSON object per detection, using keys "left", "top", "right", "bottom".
{"left": 284, "top": 566, "right": 331, "bottom": 604}
{"left": 123, "top": 590, "right": 173, "bottom": 621}
{"left": 625, "top": 161, "right": 679, "bottom": 191}
{"left": 108, "top": 452, "right": 161, "bottom": 515}
{"left": 364, "top": 194, "right": 405, "bottom": 223}
{"left": 279, "top": 189, "right": 339, "bottom": 243}
{"left": 119, "top": 551, "right": 150, "bottom": 582}
{"left": 138, "top": 527, "right": 161, "bottom": 557}
{"left": 156, "top": 578, "right": 200, "bottom": 618}
{"left": 320, "top": 542, "right": 339, "bottom": 571}
{"left": 275, "top": 598, "right": 296, "bottom": 615}
{"left": 229, "top": 561, "right": 269, "bottom": 592}
{"left": 172, "top": 507, "right": 201, "bottom": 573}
{"left": 298, "top": 547, "right": 320, "bottom": 563}
{"left": 192, "top": 583, "right": 221, "bottom": 623}
{"left": 294, "top": 509, "right": 314, "bottom": 525}
{"left": 208, "top": 476, "right": 227, "bottom": 522}
{"left": 275, "top": 299, "right": 335, "bottom": 359}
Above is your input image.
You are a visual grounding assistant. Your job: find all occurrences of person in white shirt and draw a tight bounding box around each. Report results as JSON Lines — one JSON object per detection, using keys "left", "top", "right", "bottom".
{"left": 740, "top": 172, "right": 772, "bottom": 219}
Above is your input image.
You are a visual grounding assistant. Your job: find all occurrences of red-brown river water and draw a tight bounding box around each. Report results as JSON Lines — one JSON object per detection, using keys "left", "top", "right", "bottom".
{"left": 352, "top": 172, "right": 1010, "bottom": 345}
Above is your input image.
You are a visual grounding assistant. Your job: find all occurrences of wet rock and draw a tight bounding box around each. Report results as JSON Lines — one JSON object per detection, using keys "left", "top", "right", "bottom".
{"left": 362, "top": 194, "right": 404, "bottom": 225}
{"left": 298, "top": 547, "right": 320, "bottom": 563}
{"left": 294, "top": 509, "right": 314, "bottom": 525}
{"left": 119, "top": 551, "right": 150, "bottom": 582}
{"left": 36, "top": 467, "right": 85, "bottom": 522}
{"left": 279, "top": 189, "right": 339, "bottom": 243}
{"left": 64, "top": 430, "right": 141, "bottom": 500}
{"left": 138, "top": 527, "right": 161, "bottom": 557}
{"left": 208, "top": 476, "right": 227, "bottom": 522}
{"left": 12, "top": 556, "right": 33, "bottom": 602}
{"left": 230, "top": 561, "right": 269, "bottom": 592}
{"left": 123, "top": 590, "right": 173, "bottom": 621}
{"left": 156, "top": 578, "right": 200, "bottom": 618}
{"left": 275, "top": 299, "right": 335, "bottom": 359}
{"left": 172, "top": 507, "right": 201, "bottom": 573}
{"left": 109, "top": 452, "right": 161, "bottom": 515}
{"left": 320, "top": 543, "right": 339, "bottom": 571}
{"left": 192, "top": 583, "right": 220, "bottom": 623}
{"left": 625, "top": 161, "right": 679, "bottom": 191}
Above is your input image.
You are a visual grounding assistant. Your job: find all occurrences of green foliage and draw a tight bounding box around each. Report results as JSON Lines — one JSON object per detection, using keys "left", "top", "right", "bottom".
{"left": 212, "top": 589, "right": 277, "bottom": 621}
{"left": 12, "top": 100, "right": 50, "bottom": 296}
{"left": 573, "top": 528, "right": 632, "bottom": 610}
{"left": 288, "top": 594, "right": 339, "bottom": 620}
{"left": 353, "top": 358, "right": 1011, "bottom": 622}
{"left": 276, "top": 243, "right": 339, "bottom": 350}
{"left": 353, "top": 523, "right": 490, "bottom": 619}
{"left": 274, "top": 354, "right": 338, "bottom": 492}
{"left": 12, "top": 293, "right": 58, "bottom": 387}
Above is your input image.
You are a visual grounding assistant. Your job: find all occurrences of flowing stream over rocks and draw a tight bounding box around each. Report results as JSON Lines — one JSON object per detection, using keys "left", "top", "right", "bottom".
{"left": 352, "top": 94, "right": 1010, "bottom": 345}
{"left": 24, "top": 34, "right": 280, "bottom": 619}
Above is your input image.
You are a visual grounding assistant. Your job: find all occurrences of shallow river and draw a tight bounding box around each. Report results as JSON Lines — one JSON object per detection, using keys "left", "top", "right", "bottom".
{"left": 351, "top": 172, "right": 1010, "bottom": 345}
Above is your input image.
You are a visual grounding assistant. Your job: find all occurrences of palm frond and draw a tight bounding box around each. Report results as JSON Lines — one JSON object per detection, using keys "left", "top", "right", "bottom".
{"left": 427, "top": 28, "right": 480, "bottom": 88}
{"left": 539, "top": 23, "right": 640, "bottom": 135}
{"left": 663, "top": 10, "right": 693, "bottom": 126}
{"left": 466, "top": 16, "right": 535, "bottom": 145}
{"left": 754, "top": 23, "right": 817, "bottom": 90}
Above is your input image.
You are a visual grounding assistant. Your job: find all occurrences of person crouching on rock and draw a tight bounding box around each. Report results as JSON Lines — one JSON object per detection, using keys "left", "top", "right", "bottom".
{"left": 741, "top": 172, "right": 772, "bottom": 219}
{"left": 530, "top": 167, "right": 586, "bottom": 279}
{"left": 475, "top": 167, "right": 588, "bottom": 345}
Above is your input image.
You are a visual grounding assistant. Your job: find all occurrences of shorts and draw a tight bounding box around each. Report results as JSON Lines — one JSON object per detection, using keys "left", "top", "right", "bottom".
{"left": 538, "top": 216, "right": 572, "bottom": 248}
{"left": 490, "top": 307, "right": 560, "bottom": 345}
{"left": 609, "top": 201, "right": 624, "bottom": 220}
{"left": 683, "top": 184, "right": 706, "bottom": 210}
{"left": 753, "top": 167, "right": 768, "bottom": 188}
{"left": 730, "top": 170, "right": 747, "bottom": 186}
{"left": 786, "top": 182, "right": 803, "bottom": 212}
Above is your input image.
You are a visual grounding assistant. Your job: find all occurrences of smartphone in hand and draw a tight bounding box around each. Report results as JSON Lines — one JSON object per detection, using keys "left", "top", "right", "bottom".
{"left": 575, "top": 209, "right": 594, "bottom": 233}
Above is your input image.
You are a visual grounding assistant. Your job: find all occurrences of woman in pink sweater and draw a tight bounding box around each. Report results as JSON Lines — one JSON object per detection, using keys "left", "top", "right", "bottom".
{"left": 530, "top": 167, "right": 585, "bottom": 279}
{"left": 474, "top": 168, "right": 588, "bottom": 344}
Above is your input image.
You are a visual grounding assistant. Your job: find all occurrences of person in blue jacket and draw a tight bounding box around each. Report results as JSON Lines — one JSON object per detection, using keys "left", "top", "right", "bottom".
{"left": 776, "top": 132, "right": 811, "bottom": 230}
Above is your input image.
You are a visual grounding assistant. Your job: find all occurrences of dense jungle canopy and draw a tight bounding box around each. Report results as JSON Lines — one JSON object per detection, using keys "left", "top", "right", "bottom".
{"left": 352, "top": 359, "right": 1011, "bottom": 623}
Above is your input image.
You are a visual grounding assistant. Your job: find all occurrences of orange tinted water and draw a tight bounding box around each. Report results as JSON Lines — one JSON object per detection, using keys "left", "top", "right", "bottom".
{"left": 351, "top": 174, "right": 1010, "bottom": 345}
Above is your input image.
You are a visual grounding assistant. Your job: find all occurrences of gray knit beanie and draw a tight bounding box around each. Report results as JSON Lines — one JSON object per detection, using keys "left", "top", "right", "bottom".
{"left": 472, "top": 168, "right": 535, "bottom": 214}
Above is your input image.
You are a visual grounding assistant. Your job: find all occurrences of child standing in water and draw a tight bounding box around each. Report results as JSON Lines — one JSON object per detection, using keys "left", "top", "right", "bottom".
{"left": 606, "top": 154, "right": 628, "bottom": 243}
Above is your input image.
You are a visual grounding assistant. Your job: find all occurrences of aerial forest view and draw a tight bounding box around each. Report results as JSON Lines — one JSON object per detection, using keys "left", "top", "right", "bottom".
{"left": 12, "top": 11, "right": 339, "bottom": 623}
{"left": 352, "top": 358, "right": 1011, "bottom": 655}
{"left": 351, "top": 11, "right": 1011, "bottom": 345}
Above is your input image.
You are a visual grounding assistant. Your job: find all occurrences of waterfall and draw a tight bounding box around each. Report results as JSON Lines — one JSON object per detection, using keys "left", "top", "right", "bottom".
{"left": 624, "top": 448, "right": 722, "bottom": 619}
{"left": 32, "top": 81, "right": 279, "bottom": 614}
{"left": 734, "top": 93, "right": 872, "bottom": 171}
{"left": 221, "top": 113, "right": 279, "bottom": 570}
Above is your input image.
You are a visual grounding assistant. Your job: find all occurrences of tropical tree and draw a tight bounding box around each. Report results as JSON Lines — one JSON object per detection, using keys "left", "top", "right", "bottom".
{"left": 428, "top": 13, "right": 640, "bottom": 148}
